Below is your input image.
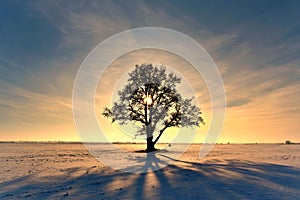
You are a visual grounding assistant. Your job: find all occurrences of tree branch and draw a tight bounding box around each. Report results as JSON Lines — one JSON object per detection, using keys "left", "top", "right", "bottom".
{"left": 153, "top": 125, "right": 168, "bottom": 144}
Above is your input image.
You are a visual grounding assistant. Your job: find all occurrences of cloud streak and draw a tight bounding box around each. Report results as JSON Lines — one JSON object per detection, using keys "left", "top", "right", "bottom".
{"left": 0, "top": 0, "right": 299, "bottom": 142}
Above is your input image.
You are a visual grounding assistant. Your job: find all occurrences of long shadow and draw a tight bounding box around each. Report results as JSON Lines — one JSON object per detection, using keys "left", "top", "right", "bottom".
{"left": 1, "top": 151, "right": 300, "bottom": 199}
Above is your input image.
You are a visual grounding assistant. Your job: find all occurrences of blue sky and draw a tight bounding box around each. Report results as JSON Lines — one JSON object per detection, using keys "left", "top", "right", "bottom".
{"left": 0, "top": 0, "right": 299, "bottom": 142}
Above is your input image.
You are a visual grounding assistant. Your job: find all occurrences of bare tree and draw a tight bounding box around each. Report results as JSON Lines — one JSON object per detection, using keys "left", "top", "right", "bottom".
{"left": 103, "top": 64, "right": 204, "bottom": 152}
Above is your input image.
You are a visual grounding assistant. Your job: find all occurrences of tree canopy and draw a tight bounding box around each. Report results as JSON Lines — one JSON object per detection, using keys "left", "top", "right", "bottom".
{"left": 103, "top": 63, "right": 204, "bottom": 152}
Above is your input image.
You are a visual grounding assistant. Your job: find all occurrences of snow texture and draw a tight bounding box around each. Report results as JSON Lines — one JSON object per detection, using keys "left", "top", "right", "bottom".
{"left": 1, "top": 143, "right": 299, "bottom": 199}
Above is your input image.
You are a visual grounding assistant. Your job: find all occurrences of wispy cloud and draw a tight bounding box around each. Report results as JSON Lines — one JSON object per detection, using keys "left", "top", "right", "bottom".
{"left": 0, "top": 0, "right": 299, "bottom": 142}
{"left": 0, "top": 81, "right": 72, "bottom": 123}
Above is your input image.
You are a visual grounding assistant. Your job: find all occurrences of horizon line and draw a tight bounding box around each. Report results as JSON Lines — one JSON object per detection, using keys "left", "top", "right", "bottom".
{"left": 0, "top": 141, "right": 298, "bottom": 145}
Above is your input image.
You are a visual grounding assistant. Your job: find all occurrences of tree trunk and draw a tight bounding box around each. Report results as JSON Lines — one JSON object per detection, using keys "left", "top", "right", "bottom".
{"left": 146, "top": 136, "right": 156, "bottom": 152}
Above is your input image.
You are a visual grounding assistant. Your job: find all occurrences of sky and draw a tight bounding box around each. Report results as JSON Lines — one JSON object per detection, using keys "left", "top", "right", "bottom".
{"left": 0, "top": 0, "right": 300, "bottom": 143}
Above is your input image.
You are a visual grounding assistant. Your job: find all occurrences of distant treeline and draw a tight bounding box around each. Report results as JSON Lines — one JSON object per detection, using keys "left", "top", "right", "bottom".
{"left": 0, "top": 141, "right": 83, "bottom": 144}
{"left": 0, "top": 141, "right": 299, "bottom": 145}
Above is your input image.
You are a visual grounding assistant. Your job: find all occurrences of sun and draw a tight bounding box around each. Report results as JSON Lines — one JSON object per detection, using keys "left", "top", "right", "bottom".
{"left": 144, "top": 95, "right": 153, "bottom": 105}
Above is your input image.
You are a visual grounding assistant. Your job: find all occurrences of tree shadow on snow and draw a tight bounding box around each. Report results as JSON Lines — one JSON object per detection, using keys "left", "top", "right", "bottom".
{"left": 1, "top": 152, "right": 300, "bottom": 199}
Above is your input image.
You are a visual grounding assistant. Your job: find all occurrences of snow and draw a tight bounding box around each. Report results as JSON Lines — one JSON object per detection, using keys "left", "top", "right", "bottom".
{"left": 1, "top": 143, "right": 299, "bottom": 199}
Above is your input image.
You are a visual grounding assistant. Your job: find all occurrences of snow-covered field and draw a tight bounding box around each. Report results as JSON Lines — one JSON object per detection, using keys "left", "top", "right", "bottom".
{"left": 1, "top": 143, "right": 299, "bottom": 199}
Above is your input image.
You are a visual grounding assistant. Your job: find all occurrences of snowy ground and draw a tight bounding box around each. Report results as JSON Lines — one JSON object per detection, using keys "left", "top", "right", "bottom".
{"left": 1, "top": 143, "right": 299, "bottom": 199}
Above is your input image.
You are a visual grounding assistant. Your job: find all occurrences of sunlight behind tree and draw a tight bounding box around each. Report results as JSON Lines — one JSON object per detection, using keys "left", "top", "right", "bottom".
{"left": 103, "top": 64, "right": 204, "bottom": 152}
